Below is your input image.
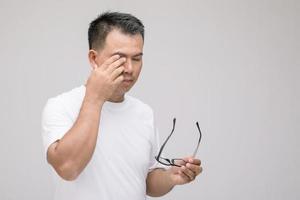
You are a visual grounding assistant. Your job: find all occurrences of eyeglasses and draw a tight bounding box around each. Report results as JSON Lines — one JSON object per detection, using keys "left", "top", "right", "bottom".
{"left": 155, "top": 118, "right": 202, "bottom": 167}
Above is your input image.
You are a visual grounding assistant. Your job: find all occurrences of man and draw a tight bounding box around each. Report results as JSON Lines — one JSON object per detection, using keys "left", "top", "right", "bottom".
{"left": 41, "top": 12, "right": 202, "bottom": 200}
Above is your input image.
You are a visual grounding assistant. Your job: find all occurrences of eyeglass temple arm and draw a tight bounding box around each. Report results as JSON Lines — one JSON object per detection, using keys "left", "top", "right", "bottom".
{"left": 156, "top": 118, "right": 176, "bottom": 159}
{"left": 192, "top": 122, "right": 202, "bottom": 157}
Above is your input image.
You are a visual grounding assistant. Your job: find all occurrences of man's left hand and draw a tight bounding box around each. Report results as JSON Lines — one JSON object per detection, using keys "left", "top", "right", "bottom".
{"left": 167, "top": 157, "right": 203, "bottom": 185}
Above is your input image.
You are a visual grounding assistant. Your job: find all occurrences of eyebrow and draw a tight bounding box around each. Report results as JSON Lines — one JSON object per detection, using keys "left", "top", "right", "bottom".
{"left": 112, "top": 52, "right": 143, "bottom": 57}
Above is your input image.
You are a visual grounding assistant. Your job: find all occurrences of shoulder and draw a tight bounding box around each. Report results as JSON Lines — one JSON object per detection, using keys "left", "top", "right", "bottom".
{"left": 42, "top": 85, "right": 85, "bottom": 117}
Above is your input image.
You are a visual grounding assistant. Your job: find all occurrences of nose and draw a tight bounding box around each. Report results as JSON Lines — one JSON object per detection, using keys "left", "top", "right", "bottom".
{"left": 123, "top": 59, "right": 133, "bottom": 74}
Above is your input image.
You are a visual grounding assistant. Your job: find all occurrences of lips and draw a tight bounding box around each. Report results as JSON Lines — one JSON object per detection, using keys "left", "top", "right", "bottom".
{"left": 123, "top": 78, "right": 133, "bottom": 82}
{"left": 122, "top": 79, "right": 133, "bottom": 85}
{"left": 123, "top": 80, "right": 133, "bottom": 83}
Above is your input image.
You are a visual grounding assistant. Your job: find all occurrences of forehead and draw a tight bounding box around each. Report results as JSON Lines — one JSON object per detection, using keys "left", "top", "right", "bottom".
{"left": 102, "top": 29, "right": 144, "bottom": 56}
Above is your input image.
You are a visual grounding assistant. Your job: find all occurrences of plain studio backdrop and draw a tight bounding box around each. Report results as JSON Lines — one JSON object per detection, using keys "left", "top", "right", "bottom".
{"left": 0, "top": 0, "right": 299, "bottom": 199}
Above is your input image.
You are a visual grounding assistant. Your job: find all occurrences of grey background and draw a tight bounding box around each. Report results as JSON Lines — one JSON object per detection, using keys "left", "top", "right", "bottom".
{"left": 0, "top": 0, "right": 299, "bottom": 199}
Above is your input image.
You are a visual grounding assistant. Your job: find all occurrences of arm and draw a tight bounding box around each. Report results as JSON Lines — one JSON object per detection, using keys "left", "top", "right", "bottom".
{"left": 146, "top": 168, "right": 175, "bottom": 197}
{"left": 46, "top": 96, "right": 104, "bottom": 181}
{"left": 146, "top": 158, "right": 203, "bottom": 197}
{"left": 46, "top": 54, "right": 126, "bottom": 181}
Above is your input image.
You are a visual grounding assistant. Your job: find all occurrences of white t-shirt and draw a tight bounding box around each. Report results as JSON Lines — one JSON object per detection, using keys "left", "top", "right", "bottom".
{"left": 41, "top": 85, "right": 163, "bottom": 200}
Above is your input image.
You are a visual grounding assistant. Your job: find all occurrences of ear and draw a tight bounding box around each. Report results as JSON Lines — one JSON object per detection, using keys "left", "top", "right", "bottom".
{"left": 88, "top": 50, "right": 99, "bottom": 70}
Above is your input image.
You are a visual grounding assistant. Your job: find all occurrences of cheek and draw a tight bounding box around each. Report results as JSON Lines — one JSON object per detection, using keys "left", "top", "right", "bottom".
{"left": 134, "top": 62, "right": 142, "bottom": 75}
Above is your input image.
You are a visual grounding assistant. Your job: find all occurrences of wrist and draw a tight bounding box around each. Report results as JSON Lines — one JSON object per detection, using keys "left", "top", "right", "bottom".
{"left": 83, "top": 94, "right": 105, "bottom": 108}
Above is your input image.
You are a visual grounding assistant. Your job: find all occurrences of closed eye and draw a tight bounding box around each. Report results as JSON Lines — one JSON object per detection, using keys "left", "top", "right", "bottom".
{"left": 132, "top": 57, "right": 142, "bottom": 61}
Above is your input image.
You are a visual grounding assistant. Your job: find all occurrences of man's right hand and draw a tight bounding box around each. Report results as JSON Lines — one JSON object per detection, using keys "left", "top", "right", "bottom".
{"left": 47, "top": 55, "right": 126, "bottom": 181}
{"left": 85, "top": 55, "right": 126, "bottom": 103}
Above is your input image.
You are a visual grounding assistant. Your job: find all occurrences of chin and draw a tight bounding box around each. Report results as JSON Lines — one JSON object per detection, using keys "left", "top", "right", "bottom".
{"left": 116, "top": 85, "right": 132, "bottom": 97}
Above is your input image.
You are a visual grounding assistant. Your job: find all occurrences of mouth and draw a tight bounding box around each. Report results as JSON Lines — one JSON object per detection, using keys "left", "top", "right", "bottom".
{"left": 122, "top": 79, "right": 133, "bottom": 84}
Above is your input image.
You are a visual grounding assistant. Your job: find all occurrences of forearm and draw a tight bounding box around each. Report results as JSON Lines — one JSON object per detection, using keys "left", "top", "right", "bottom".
{"left": 146, "top": 168, "right": 175, "bottom": 197}
{"left": 48, "top": 95, "right": 104, "bottom": 180}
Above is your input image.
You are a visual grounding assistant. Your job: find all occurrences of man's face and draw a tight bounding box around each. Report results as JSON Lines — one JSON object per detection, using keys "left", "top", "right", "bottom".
{"left": 95, "top": 29, "right": 144, "bottom": 97}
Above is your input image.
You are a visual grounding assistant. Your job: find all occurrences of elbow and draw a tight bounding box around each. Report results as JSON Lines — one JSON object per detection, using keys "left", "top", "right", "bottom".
{"left": 146, "top": 191, "right": 159, "bottom": 197}
{"left": 46, "top": 142, "right": 82, "bottom": 181}
{"left": 146, "top": 188, "right": 165, "bottom": 197}
{"left": 146, "top": 180, "right": 161, "bottom": 197}
{"left": 55, "top": 162, "right": 80, "bottom": 181}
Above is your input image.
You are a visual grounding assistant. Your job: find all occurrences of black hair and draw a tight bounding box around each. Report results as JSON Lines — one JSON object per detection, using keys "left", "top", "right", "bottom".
{"left": 88, "top": 11, "right": 144, "bottom": 50}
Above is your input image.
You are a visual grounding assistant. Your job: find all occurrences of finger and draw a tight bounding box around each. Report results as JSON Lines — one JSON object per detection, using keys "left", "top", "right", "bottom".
{"left": 186, "top": 163, "right": 200, "bottom": 175}
{"left": 178, "top": 170, "right": 192, "bottom": 183}
{"left": 111, "top": 65, "right": 125, "bottom": 80}
{"left": 101, "top": 54, "right": 121, "bottom": 70}
{"left": 113, "top": 73, "right": 124, "bottom": 85}
{"left": 173, "top": 159, "right": 187, "bottom": 167}
{"left": 106, "top": 57, "right": 126, "bottom": 73}
{"left": 184, "top": 158, "right": 201, "bottom": 166}
{"left": 181, "top": 166, "right": 195, "bottom": 181}
{"left": 186, "top": 163, "right": 202, "bottom": 176}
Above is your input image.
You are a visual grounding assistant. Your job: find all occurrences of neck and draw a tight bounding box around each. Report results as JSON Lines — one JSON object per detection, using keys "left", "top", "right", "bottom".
{"left": 108, "top": 93, "right": 125, "bottom": 103}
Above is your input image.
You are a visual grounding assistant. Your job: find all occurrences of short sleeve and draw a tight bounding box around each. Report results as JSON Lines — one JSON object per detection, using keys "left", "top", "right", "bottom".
{"left": 148, "top": 115, "right": 168, "bottom": 172}
{"left": 41, "top": 97, "right": 73, "bottom": 158}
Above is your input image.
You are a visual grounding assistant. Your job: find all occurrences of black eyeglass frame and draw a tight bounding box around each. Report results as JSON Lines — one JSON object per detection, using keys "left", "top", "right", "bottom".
{"left": 155, "top": 118, "right": 202, "bottom": 167}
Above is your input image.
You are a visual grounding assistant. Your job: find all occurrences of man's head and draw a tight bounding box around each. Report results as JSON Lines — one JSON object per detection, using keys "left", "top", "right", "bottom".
{"left": 88, "top": 12, "right": 144, "bottom": 99}
{"left": 88, "top": 12, "right": 144, "bottom": 51}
